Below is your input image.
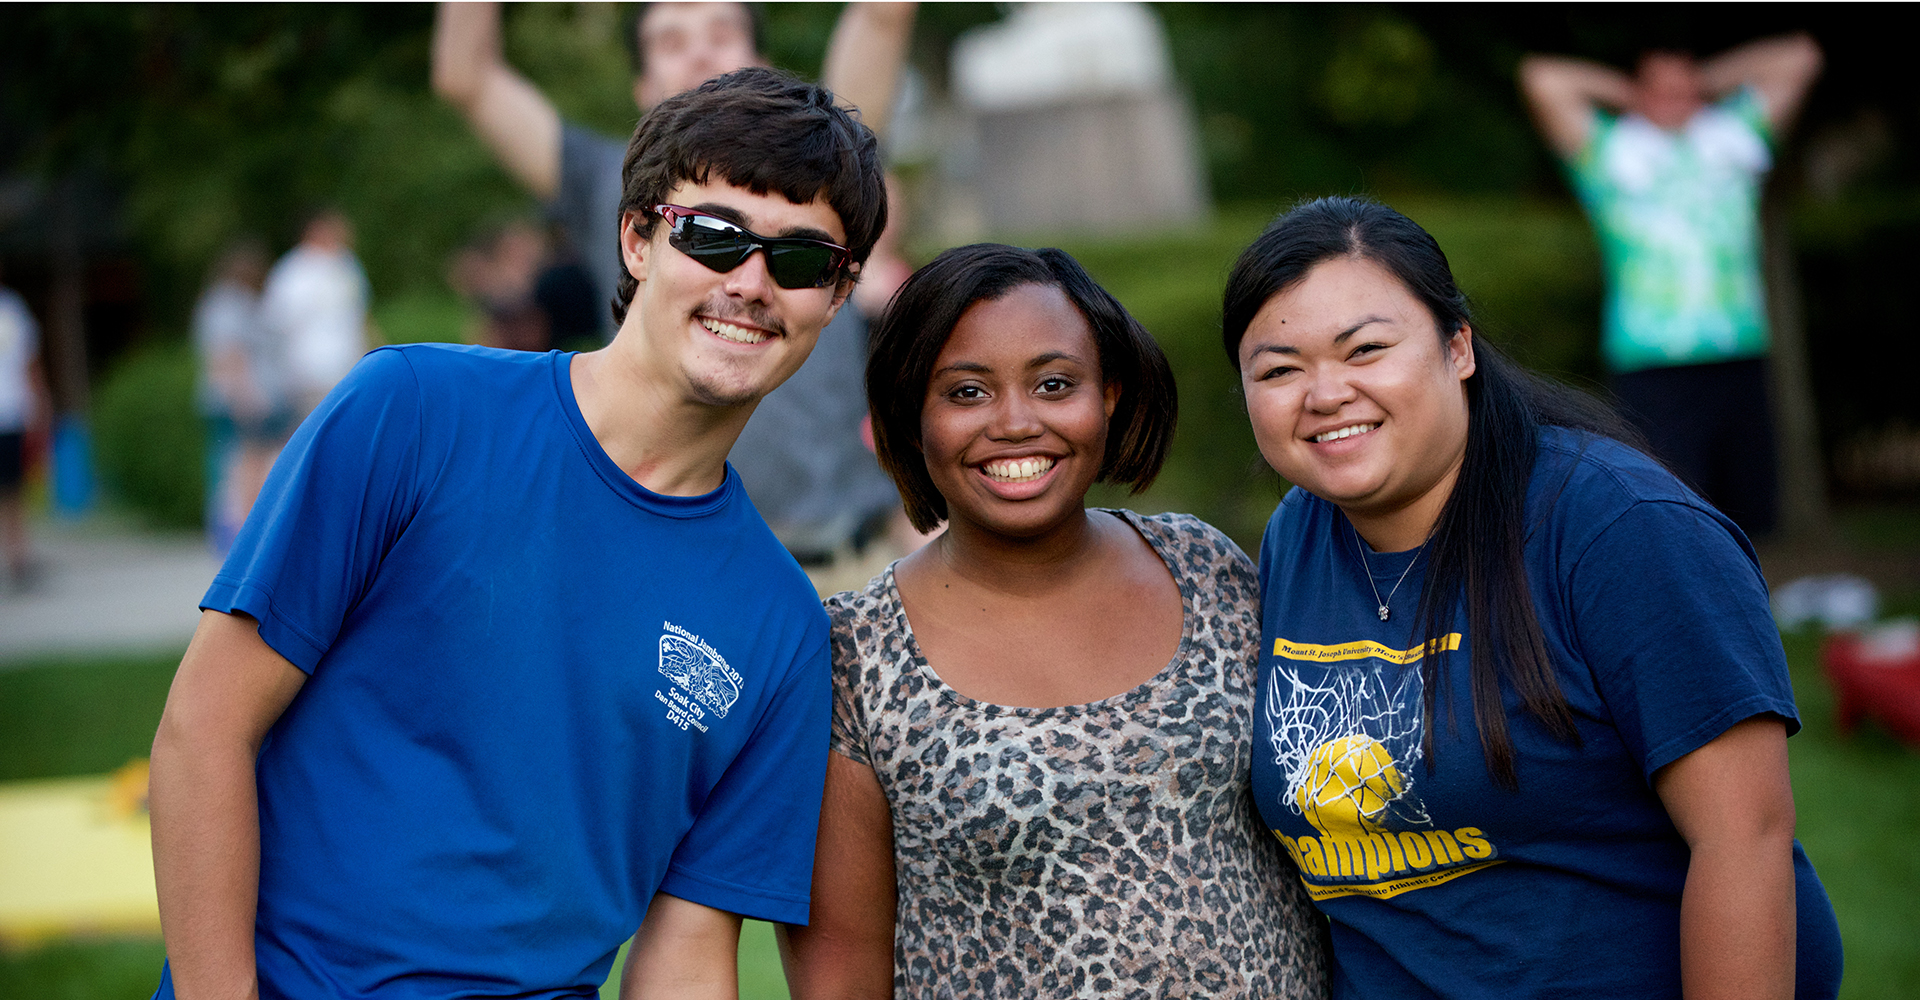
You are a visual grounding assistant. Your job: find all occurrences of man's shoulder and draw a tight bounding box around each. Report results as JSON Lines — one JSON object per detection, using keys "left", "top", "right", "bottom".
{"left": 322, "top": 345, "right": 558, "bottom": 443}
{"left": 374, "top": 341, "right": 551, "bottom": 375}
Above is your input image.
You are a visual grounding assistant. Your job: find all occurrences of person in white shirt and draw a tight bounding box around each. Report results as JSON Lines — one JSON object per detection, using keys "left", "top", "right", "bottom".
{"left": 260, "top": 210, "right": 371, "bottom": 417}
{"left": 0, "top": 267, "right": 50, "bottom": 589}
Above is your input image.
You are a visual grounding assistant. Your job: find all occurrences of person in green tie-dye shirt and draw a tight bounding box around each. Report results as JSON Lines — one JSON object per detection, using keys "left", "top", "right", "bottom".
{"left": 1520, "top": 33, "right": 1821, "bottom": 538}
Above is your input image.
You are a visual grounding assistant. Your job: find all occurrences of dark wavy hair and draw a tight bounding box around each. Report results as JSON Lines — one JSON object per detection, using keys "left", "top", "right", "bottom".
{"left": 612, "top": 67, "right": 886, "bottom": 324}
{"left": 1223, "top": 196, "right": 1646, "bottom": 788}
{"left": 868, "top": 244, "right": 1179, "bottom": 533}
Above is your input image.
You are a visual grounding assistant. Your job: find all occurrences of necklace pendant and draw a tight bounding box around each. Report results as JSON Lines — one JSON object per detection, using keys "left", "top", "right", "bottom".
{"left": 1377, "top": 605, "right": 1391, "bottom": 622}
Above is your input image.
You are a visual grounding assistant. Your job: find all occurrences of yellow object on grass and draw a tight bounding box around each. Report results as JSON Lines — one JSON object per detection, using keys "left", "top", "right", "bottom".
{"left": 0, "top": 759, "right": 159, "bottom": 947}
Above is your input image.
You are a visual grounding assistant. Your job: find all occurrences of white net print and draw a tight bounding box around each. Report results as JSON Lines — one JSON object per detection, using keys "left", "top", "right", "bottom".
{"left": 1265, "top": 656, "right": 1430, "bottom": 829}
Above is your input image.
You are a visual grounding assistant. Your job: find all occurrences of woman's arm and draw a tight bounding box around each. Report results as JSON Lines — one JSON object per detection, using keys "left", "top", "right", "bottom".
{"left": 1652, "top": 715, "right": 1797, "bottom": 1000}
{"left": 778, "top": 751, "right": 896, "bottom": 1000}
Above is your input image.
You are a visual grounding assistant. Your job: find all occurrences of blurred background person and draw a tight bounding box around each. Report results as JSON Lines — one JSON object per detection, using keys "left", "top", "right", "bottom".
{"left": 447, "top": 218, "right": 551, "bottom": 353}
{"left": 1520, "top": 33, "right": 1823, "bottom": 539}
{"left": 430, "top": 0, "right": 914, "bottom": 340}
{"left": 0, "top": 262, "right": 51, "bottom": 592}
{"left": 260, "top": 209, "right": 371, "bottom": 419}
{"left": 191, "top": 239, "right": 287, "bottom": 556}
{"left": 432, "top": 1, "right": 919, "bottom": 588}
{"left": 530, "top": 222, "right": 603, "bottom": 353}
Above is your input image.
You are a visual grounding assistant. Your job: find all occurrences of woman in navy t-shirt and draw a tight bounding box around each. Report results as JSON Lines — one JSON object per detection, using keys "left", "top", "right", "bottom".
{"left": 1223, "top": 196, "right": 1841, "bottom": 1000}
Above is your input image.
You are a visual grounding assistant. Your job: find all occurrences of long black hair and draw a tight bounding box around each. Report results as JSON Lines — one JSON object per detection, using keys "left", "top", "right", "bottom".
{"left": 1223, "top": 196, "right": 1646, "bottom": 789}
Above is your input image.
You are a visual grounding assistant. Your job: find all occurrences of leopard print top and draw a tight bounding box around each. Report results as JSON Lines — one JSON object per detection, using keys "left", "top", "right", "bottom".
{"left": 827, "top": 510, "right": 1330, "bottom": 999}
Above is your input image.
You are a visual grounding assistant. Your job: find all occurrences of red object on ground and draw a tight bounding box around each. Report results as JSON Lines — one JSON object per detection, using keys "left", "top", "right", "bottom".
{"left": 1822, "top": 627, "right": 1920, "bottom": 748}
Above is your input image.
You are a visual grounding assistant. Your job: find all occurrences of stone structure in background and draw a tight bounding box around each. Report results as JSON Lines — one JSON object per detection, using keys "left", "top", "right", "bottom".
{"left": 935, "top": 3, "right": 1208, "bottom": 238}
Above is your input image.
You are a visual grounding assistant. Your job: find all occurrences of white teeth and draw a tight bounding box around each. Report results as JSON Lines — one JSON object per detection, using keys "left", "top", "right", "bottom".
{"left": 983, "top": 457, "right": 1055, "bottom": 482}
{"left": 1313, "top": 423, "right": 1378, "bottom": 444}
{"left": 702, "top": 318, "right": 768, "bottom": 344}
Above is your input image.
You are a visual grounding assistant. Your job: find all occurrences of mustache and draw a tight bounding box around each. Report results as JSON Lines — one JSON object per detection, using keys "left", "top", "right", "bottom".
{"left": 699, "top": 295, "right": 787, "bottom": 339}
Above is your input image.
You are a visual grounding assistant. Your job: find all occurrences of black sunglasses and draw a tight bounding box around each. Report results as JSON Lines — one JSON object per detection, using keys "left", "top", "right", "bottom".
{"left": 649, "top": 205, "right": 851, "bottom": 290}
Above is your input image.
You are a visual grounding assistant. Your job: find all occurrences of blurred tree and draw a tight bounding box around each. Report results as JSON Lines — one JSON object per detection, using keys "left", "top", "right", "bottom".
{"left": 0, "top": 3, "right": 859, "bottom": 336}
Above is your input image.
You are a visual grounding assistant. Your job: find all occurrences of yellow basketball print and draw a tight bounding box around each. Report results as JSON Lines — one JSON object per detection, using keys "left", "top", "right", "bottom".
{"left": 1295, "top": 734, "right": 1404, "bottom": 835}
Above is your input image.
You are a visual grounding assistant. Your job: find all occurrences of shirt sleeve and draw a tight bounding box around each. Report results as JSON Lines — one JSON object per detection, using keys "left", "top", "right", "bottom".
{"left": 826, "top": 595, "right": 875, "bottom": 766}
{"left": 200, "top": 347, "right": 426, "bottom": 672}
{"left": 659, "top": 622, "right": 833, "bottom": 925}
{"left": 1566, "top": 499, "right": 1799, "bottom": 778}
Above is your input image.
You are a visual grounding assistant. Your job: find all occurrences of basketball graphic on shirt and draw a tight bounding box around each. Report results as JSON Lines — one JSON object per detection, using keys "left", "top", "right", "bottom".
{"left": 1295, "top": 734, "right": 1403, "bottom": 835}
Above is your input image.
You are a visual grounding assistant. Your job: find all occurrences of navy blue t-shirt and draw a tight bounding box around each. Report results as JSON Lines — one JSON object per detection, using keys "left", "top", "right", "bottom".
{"left": 1252, "top": 427, "right": 1841, "bottom": 999}
{"left": 157, "top": 344, "right": 832, "bottom": 1000}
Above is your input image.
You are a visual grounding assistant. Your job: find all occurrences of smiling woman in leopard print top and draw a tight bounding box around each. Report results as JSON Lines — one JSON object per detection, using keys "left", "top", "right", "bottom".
{"left": 780, "top": 245, "right": 1328, "bottom": 1000}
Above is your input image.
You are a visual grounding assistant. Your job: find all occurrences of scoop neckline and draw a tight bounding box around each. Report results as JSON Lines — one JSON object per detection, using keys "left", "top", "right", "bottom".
{"left": 880, "top": 509, "right": 1200, "bottom": 717}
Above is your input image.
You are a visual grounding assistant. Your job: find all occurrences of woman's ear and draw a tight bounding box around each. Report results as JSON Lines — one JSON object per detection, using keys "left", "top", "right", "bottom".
{"left": 1448, "top": 324, "right": 1477, "bottom": 381}
{"left": 1103, "top": 380, "right": 1121, "bottom": 421}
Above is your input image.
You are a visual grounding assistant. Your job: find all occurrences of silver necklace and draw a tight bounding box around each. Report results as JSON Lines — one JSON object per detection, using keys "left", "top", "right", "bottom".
{"left": 1348, "top": 519, "right": 1425, "bottom": 622}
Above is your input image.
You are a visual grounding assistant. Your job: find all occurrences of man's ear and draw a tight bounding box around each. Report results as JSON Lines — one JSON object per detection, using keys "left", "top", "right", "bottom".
{"left": 620, "top": 210, "right": 651, "bottom": 284}
{"left": 825, "top": 262, "right": 862, "bottom": 317}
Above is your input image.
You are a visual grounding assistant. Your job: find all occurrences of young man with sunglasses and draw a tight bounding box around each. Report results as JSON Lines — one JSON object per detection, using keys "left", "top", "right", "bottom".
{"left": 434, "top": 3, "right": 917, "bottom": 575}
{"left": 148, "top": 68, "right": 886, "bottom": 1000}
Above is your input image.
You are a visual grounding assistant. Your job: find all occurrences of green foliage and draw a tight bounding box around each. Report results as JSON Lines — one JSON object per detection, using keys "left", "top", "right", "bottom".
{"left": 90, "top": 343, "right": 203, "bottom": 530}
{"left": 1155, "top": 5, "right": 1550, "bottom": 201}
{"left": 373, "top": 288, "right": 472, "bottom": 347}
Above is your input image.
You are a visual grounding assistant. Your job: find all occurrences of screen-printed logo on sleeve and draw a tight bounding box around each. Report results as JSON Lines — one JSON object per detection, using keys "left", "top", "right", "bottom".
{"left": 654, "top": 622, "right": 742, "bottom": 733}
{"left": 1266, "top": 634, "right": 1502, "bottom": 900}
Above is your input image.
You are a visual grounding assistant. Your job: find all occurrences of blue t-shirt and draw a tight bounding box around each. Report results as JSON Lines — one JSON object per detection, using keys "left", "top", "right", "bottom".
{"left": 157, "top": 344, "right": 832, "bottom": 1000}
{"left": 1251, "top": 427, "right": 1841, "bottom": 1000}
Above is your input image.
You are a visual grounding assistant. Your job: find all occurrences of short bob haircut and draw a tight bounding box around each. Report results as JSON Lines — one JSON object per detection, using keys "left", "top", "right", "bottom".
{"left": 867, "top": 243, "right": 1178, "bottom": 533}
{"left": 613, "top": 67, "right": 887, "bottom": 324}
